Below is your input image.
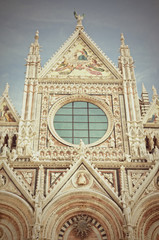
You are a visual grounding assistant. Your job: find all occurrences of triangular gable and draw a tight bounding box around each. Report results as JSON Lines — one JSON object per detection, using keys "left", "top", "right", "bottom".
{"left": 58, "top": 164, "right": 110, "bottom": 196}
{"left": 43, "top": 156, "right": 121, "bottom": 208}
{"left": 0, "top": 160, "right": 34, "bottom": 206}
{"left": 143, "top": 99, "right": 159, "bottom": 127}
{"left": 0, "top": 93, "right": 19, "bottom": 125}
{"left": 131, "top": 161, "right": 159, "bottom": 206}
{"left": 39, "top": 29, "right": 122, "bottom": 80}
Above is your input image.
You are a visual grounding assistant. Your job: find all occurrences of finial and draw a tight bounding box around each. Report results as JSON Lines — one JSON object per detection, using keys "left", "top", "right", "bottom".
{"left": 74, "top": 10, "right": 84, "bottom": 29}
{"left": 3, "top": 83, "right": 9, "bottom": 97}
{"left": 120, "top": 33, "right": 125, "bottom": 45}
{"left": 34, "top": 30, "right": 39, "bottom": 45}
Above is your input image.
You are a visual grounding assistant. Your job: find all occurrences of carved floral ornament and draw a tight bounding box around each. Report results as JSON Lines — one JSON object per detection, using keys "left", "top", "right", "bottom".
{"left": 48, "top": 94, "right": 114, "bottom": 147}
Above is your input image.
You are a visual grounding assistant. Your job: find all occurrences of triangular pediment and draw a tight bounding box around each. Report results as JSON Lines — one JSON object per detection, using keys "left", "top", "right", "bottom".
{"left": 44, "top": 157, "right": 121, "bottom": 208}
{"left": 0, "top": 89, "right": 19, "bottom": 125}
{"left": 39, "top": 30, "right": 122, "bottom": 80}
{"left": 143, "top": 99, "right": 159, "bottom": 127}
{"left": 131, "top": 161, "right": 159, "bottom": 206}
{"left": 0, "top": 160, "right": 34, "bottom": 206}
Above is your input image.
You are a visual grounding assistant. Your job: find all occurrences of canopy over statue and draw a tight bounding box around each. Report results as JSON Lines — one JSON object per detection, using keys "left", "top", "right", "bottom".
{"left": 74, "top": 11, "right": 85, "bottom": 29}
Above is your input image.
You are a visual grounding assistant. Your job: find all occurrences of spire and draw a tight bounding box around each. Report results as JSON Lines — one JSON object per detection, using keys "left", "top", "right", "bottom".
{"left": 152, "top": 85, "right": 158, "bottom": 101}
{"left": 3, "top": 83, "right": 9, "bottom": 97}
{"left": 26, "top": 30, "right": 41, "bottom": 78}
{"left": 34, "top": 30, "right": 39, "bottom": 45}
{"left": 142, "top": 83, "right": 147, "bottom": 93}
{"left": 74, "top": 11, "right": 84, "bottom": 30}
{"left": 119, "top": 33, "right": 131, "bottom": 58}
{"left": 120, "top": 33, "right": 125, "bottom": 45}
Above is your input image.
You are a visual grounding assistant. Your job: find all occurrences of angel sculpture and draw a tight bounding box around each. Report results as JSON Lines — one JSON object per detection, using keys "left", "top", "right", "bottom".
{"left": 74, "top": 11, "right": 85, "bottom": 27}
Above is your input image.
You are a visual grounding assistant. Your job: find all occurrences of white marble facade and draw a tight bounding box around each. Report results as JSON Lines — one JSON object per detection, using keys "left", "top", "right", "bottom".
{"left": 0, "top": 15, "right": 159, "bottom": 240}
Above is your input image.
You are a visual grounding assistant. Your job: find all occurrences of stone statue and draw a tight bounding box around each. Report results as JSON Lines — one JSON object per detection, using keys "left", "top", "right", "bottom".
{"left": 1, "top": 144, "right": 10, "bottom": 157}
{"left": 74, "top": 11, "right": 84, "bottom": 27}
{"left": 10, "top": 149, "right": 18, "bottom": 161}
{"left": 0, "top": 174, "right": 6, "bottom": 188}
{"left": 78, "top": 139, "right": 86, "bottom": 157}
{"left": 77, "top": 173, "right": 87, "bottom": 185}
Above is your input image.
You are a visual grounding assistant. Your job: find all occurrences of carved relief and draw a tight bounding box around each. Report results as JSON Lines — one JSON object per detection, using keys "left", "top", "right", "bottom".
{"left": 0, "top": 174, "right": 6, "bottom": 188}
{"left": 73, "top": 214, "right": 92, "bottom": 238}
{"left": 77, "top": 173, "right": 87, "bottom": 185}
{"left": 72, "top": 170, "right": 93, "bottom": 188}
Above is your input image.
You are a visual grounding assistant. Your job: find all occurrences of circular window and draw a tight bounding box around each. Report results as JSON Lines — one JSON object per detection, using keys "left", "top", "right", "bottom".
{"left": 53, "top": 101, "right": 108, "bottom": 145}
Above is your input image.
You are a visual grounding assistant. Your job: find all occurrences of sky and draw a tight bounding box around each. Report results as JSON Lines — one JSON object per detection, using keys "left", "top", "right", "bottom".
{"left": 0, "top": 0, "right": 159, "bottom": 114}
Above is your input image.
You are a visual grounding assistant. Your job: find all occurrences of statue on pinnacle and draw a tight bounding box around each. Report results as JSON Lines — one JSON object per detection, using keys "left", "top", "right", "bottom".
{"left": 74, "top": 10, "right": 85, "bottom": 29}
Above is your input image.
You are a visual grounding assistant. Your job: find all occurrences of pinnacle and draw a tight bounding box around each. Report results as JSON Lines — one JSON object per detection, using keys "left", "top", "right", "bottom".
{"left": 3, "top": 83, "right": 9, "bottom": 97}
{"left": 142, "top": 83, "right": 147, "bottom": 93}
{"left": 34, "top": 30, "right": 39, "bottom": 45}
{"left": 120, "top": 33, "right": 125, "bottom": 45}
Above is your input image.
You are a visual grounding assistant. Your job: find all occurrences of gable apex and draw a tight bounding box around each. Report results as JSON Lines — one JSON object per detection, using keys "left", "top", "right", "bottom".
{"left": 39, "top": 29, "right": 122, "bottom": 80}
{"left": 44, "top": 156, "right": 121, "bottom": 208}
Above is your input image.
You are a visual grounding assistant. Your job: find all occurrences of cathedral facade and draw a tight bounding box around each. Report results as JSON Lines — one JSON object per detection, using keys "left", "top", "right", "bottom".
{"left": 0, "top": 15, "right": 159, "bottom": 240}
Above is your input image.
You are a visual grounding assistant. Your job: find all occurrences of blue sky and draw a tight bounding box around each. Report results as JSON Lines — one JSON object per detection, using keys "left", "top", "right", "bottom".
{"left": 0, "top": 0, "right": 159, "bottom": 114}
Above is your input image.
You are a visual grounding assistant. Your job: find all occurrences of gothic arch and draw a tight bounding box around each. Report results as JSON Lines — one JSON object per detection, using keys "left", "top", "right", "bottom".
{"left": 42, "top": 191, "right": 124, "bottom": 240}
{"left": 0, "top": 192, "right": 33, "bottom": 240}
{"left": 132, "top": 193, "right": 159, "bottom": 240}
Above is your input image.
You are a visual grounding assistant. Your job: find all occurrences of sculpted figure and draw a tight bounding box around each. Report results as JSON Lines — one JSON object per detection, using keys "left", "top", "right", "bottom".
{"left": 74, "top": 11, "right": 84, "bottom": 26}
{"left": 77, "top": 173, "right": 87, "bottom": 185}
{"left": 79, "top": 139, "right": 86, "bottom": 157}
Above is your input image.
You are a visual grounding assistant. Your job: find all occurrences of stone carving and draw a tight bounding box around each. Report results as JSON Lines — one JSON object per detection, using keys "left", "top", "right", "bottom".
{"left": 21, "top": 172, "right": 33, "bottom": 185}
{"left": 48, "top": 138, "right": 54, "bottom": 147}
{"left": 72, "top": 170, "right": 92, "bottom": 189}
{"left": 77, "top": 173, "right": 87, "bottom": 185}
{"left": 10, "top": 149, "right": 18, "bottom": 161}
{"left": 50, "top": 172, "right": 61, "bottom": 186}
{"left": 153, "top": 146, "right": 159, "bottom": 160}
{"left": 78, "top": 139, "right": 86, "bottom": 157}
{"left": 74, "top": 11, "right": 84, "bottom": 27}
{"left": 32, "top": 170, "right": 44, "bottom": 239}
{"left": 103, "top": 172, "right": 114, "bottom": 185}
{"left": 1, "top": 144, "right": 10, "bottom": 157}
{"left": 73, "top": 214, "right": 91, "bottom": 238}
{"left": 31, "top": 151, "right": 39, "bottom": 162}
{"left": 0, "top": 174, "right": 6, "bottom": 188}
{"left": 124, "top": 153, "right": 131, "bottom": 162}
